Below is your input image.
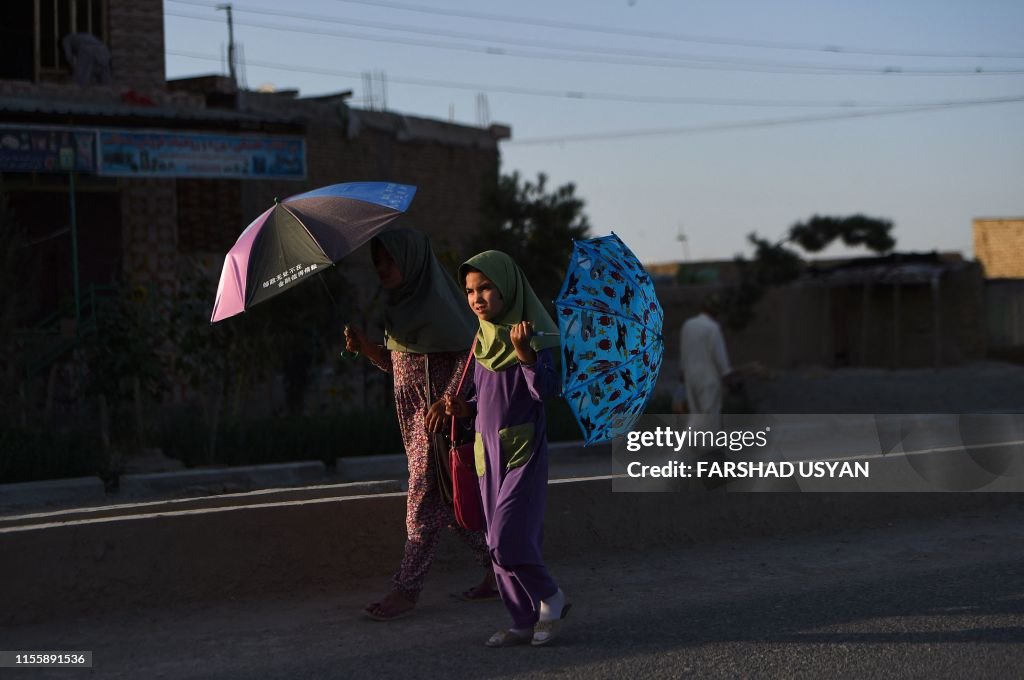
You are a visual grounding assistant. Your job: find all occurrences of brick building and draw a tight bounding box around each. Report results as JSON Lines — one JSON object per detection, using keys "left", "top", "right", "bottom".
{"left": 1, "top": 0, "right": 508, "bottom": 327}
{"left": 655, "top": 253, "right": 986, "bottom": 393}
{"left": 974, "top": 218, "right": 1024, "bottom": 355}
{"left": 974, "top": 218, "right": 1024, "bottom": 279}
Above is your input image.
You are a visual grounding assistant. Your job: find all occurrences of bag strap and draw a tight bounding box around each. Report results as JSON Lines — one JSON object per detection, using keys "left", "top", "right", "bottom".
{"left": 450, "top": 336, "right": 478, "bottom": 442}
{"left": 423, "top": 353, "right": 431, "bottom": 403}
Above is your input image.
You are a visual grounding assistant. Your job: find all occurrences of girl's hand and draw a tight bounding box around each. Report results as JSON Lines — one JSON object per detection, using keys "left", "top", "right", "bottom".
{"left": 445, "top": 394, "right": 472, "bottom": 418}
{"left": 345, "top": 325, "right": 386, "bottom": 364}
{"left": 510, "top": 321, "right": 537, "bottom": 365}
{"left": 344, "top": 325, "right": 367, "bottom": 354}
{"left": 425, "top": 399, "right": 447, "bottom": 432}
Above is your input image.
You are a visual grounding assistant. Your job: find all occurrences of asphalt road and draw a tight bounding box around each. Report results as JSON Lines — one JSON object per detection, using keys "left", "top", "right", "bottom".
{"left": 3, "top": 505, "right": 1022, "bottom": 679}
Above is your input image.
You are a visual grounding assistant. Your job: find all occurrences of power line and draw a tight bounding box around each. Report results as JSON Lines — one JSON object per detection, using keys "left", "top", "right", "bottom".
{"left": 508, "top": 94, "right": 1024, "bottom": 145}
{"left": 167, "top": 0, "right": 1024, "bottom": 70}
{"left": 170, "top": 0, "right": 919, "bottom": 70}
{"left": 169, "top": 48, "right": 1024, "bottom": 109}
{"left": 166, "top": 46, "right": 1024, "bottom": 144}
{"left": 324, "top": 0, "right": 1024, "bottom": 60}
{"left": 164, "top": 10, "right": 1024, "bottom": 76}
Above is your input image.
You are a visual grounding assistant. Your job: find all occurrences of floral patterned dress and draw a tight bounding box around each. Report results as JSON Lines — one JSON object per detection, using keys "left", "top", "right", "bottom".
{"left": 370, "top": 348, "right": 489, "bottom": 601}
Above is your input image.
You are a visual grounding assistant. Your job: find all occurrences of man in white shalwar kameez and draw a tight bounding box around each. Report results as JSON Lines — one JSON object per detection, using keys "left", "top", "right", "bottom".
{"left": 679, "top": 297, "right": 732, "bottom": 428}
{"left": 61, "top": 33, "right": 111, "bottom": 86}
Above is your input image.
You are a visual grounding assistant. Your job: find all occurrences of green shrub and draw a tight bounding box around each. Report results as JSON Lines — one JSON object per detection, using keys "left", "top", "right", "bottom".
{"left": 158, "top": 409, "right": 404, "bottom": 468}
{"left": 2, "top": 390, "right": 690, "bottom": 483}
{"left": 0, "top": 427, "right": 107, "bottom": 484}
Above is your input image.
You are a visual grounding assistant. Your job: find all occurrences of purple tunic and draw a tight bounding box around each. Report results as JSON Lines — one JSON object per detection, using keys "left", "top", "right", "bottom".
{"left": 471, "top": 348, "right": 560, "bottom": 627}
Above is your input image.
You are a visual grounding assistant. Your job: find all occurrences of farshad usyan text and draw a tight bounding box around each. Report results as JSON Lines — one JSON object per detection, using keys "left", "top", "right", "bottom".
{"left": 626, "top": 459, "right": 870, "bottom": 479}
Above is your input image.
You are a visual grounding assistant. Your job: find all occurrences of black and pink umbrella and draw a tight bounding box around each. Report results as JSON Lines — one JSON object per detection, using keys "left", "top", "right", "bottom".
{"left": 210, "top": 182, "right": 415, "bottom": 322}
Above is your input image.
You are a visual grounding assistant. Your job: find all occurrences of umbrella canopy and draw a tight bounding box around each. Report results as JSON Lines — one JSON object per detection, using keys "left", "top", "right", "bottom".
{"left": 556, "top": 233, "right": 664, "bottom": 444}
{"left": 210, "top": 181, "right": 416, "bottom": 322}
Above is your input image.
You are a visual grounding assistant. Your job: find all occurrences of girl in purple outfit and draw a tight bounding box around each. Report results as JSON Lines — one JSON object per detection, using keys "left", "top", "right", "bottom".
{"left": 446, "top": 250, "right": 572, "bottom": 647}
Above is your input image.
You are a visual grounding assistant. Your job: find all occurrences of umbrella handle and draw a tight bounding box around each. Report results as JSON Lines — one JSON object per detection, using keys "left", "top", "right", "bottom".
{"left": 500, "top": 323, "right": 559, "bottom": 337}
{"left": 341, "top": 323, "right": 365, "bottom": 359}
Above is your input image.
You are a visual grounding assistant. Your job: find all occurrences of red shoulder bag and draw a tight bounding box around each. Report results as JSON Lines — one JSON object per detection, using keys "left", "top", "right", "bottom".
{"left": 450, "top": 341, "right": 485, "bottom": 531}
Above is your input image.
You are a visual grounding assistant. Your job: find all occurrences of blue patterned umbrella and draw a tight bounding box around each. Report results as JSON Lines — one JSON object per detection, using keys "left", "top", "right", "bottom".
{"left": 556, "top": 233, "right": 665, "bottom": 444}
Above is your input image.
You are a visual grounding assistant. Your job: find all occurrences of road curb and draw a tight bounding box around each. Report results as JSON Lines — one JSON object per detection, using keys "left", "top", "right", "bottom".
{"left": 335, "top": 454, "right": 406, "bottom": 483}
{"left": 0, "top": 476, "right": 106, "bottom": 510}
{"left": 118, "top": 461, "right": 328, "bottom": 498}
{"left": 0, "top": 480, "right": 404, "bottom": 530}
{"left": 0, "top": 441, "right": 608, "bottom": 513}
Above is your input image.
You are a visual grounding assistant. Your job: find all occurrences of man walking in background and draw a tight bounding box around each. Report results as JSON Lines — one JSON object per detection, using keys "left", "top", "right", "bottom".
{"left": 679, "top": 295, "right": 732, "bottom": 427}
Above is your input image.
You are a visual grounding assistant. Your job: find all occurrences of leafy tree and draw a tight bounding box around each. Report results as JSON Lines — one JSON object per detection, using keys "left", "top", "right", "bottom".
{"left": 170, "top": 261, "right": 278, "bottom": 462}
{"left": 0, "top": 191, "right": 37, "bottom": 422}
{"left": 80, "top": 285, "right": 170, "bottom": 401}
{"left": 0, "top": 194, "right": 33, "bottom": 332}
{"left": 475, "top": 171, "right": 591, "bottom": 306}
{"left": 721, "top": 214, "right": 895, "bottom": 330}
{"left": 78, "top": 283, "right": 171, "bottom": 451}
{"left": 788, "top": 214, "right": 895, "bottom": 254}
{"left": 168, "top": 259, "right": 354, "bottom": 462}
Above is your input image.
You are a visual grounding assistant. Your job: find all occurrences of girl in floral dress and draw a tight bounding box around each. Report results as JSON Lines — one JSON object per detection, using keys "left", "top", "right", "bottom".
{"left": 345, "top": 228, "right": 496, "bottom": 620}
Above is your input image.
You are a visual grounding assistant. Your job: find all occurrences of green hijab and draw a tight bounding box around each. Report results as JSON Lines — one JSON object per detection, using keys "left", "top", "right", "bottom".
{"left": 459, "top": 250, "right": 559, "bottom": 372}
{"left": 375, "top": 228, "right": 476, "bottom": 354}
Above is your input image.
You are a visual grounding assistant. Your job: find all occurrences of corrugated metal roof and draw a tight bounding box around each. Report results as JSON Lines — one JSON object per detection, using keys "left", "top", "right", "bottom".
{"left": 805, "top": 254, "right": 969, "bottom": 285}
{"left": 0, "top": 95, "right": 304, "bottom": 126}
{"left": 349, "top": 109, "right": 505, "bottom": 149}
{"left": 813, "top": 263, "right": 946, "bottom": 285}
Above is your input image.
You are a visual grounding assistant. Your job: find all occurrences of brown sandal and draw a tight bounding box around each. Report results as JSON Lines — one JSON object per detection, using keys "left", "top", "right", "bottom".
{"left": 363, "top": 591, "right": 416, "bottom": 621}
{"left": 459, "top": 583, "right": 501, "bottom": 602}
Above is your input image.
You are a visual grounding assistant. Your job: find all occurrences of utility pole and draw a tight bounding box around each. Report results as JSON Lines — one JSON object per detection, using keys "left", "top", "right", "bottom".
{"left": 361, "top": 71, "right": 387, "bottom": 110}
{"left": 476, "top": 93, "right": 490, "bottom": 127}
{"left": 216, "top": 4, "right": 237, "bottom": 87}
{"left": 676, "top": 224, "right": 690, "bottom": 262}
{"left": 59, "top": 145, "right": 80, "bottom": 334}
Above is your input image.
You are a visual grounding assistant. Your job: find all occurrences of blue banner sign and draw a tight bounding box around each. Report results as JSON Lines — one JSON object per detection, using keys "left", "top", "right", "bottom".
{"left": 0, "top": 125, "right": 97, "bottom": 173}
{"left": 98, "top": 130, "right": 306, "bottom": 179}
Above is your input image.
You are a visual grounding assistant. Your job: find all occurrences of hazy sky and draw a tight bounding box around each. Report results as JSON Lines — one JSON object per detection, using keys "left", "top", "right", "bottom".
{"left": 164, "top": 0, "right": 1024, "bottom": 264}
